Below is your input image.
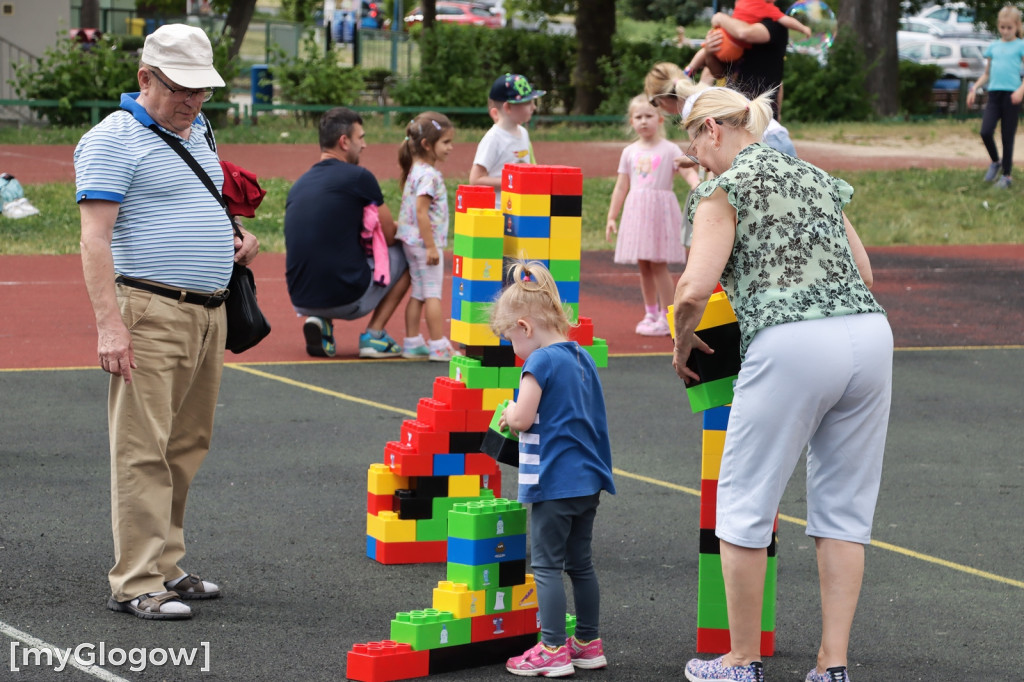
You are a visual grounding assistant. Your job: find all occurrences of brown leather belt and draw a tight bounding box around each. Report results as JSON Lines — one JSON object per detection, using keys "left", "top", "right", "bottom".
{"left": 115, "top": 275, "right": 229, "bottom": 308}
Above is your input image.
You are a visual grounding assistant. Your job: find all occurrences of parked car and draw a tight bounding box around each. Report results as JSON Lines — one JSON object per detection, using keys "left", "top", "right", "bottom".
{"left": 911, "top": 3, "right": 982, "bottom": 34}
{"left": 898, "top": 16, "right": 945, "bottom": 39}
{"left": 898, "top": 34, "right": 990, "bottom": 81}
{"left": 404, "top": 2, "right": 503, "bottom": 28}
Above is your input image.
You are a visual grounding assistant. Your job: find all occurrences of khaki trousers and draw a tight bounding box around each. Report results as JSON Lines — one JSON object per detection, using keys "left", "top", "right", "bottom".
{"left": 107, "top": 284, "right": 226, "bottom": 601}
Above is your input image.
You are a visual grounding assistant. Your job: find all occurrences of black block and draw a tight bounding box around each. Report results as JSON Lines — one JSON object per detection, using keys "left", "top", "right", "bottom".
{"left": 449, "top": 431, "right": 485, "bottom": 454}
{"left": 428, "top": 633, "right": 538, "bottom": 675}
{"left": 412, "top": 476, "right": 449, "bottom": 499}
{"left": 550, "top": 194, "right": 583, "bottom": 217}
{"left": 481, "top": 344, "right": 517, "bottom": 367}
{"left": 699, "top": 528, "right": 777, "bottom": 557}
{"left": 499, "top": 558, "right": 527, "bottom": 588}
{"left": 395, "top": 490, "right": 434, "bottom": 520}
{"left": 686, "top": 322, "right": 742, "bottom": 385}
{"left": 480, "top": 428, "right": 519, "bottom": 467}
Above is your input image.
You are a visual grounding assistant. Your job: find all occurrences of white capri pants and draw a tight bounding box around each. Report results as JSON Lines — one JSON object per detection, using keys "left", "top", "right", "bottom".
{"left": 715, "top": 313, "right": 893, "bottom": 548}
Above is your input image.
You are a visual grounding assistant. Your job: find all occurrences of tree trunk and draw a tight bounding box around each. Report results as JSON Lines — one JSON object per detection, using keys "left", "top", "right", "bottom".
{"left": 80, "top": 0, "right": 100, "bottom": 28}
{"left": 839, "top": 0, "right": 899, "bottom": 116}
{"left": 422, "top": 0, "right": 436, "bottom": 30}
{"left": 223, "top": 0, "right": 259, "bottom": 60}
{"left": 572, "top": 0, "right": 616, "bottom": 115}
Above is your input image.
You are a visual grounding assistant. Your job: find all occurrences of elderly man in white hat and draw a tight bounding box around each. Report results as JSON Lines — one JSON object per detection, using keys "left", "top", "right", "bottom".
{"left": 74, "top": 24, "right": 259, "bottom": 621}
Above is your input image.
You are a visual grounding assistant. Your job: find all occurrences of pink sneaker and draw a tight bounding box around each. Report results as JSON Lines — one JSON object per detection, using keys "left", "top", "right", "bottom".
{"left": 506, "top": 642, "right": 575, "bottom": 677}
{"left": 566, "top": 636, "right": 607, "bottom": 669}
{"left": 635, "top": 313, "right": 657, "bottom": 334}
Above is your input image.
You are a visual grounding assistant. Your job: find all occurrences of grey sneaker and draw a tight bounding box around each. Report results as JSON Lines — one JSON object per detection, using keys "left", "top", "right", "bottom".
{"left": 995, "top": 175, "right": 1013, "bottom": 189}
{"left": 984, "top": 161, "right": 1001, "bottom": 182}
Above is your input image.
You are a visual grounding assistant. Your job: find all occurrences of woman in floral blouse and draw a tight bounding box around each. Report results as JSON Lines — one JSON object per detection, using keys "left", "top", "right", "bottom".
{"left": 671, "top": 86, "right": 893, "bottom": 682}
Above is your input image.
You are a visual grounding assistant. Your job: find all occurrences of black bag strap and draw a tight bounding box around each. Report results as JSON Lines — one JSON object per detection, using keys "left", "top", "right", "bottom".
{"left": 146, "top": 118, "right": 242, "bottom": 240}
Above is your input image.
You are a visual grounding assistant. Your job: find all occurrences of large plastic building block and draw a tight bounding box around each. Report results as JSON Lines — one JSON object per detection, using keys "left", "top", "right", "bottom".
{"left": 479, "top": 399, "right": 519, "bottom": 467}
{"left": 695, "top": 291, "right": 738, "bottom": 331}
{"left": 400, "top": 420, "right": 450, "bottom": 457}
{"left": 502, "top": 164, "right": 552, "bottom": 195}
{"left": 447, "top": 498, "right": 527, "bottom": 540}
{"left": 568, "top": 316, "right": 594, "bottom": 346}
{"left": 367, "top": 491, "right": 395, "bottom": 516}
{"left": 367, "top": 511, "right": 417, "bottom": 543}
{"left": 449, "top": 356, "right": 500, "bottom": 388}
{"left": 699, "top": 479, "right": 718, "bottom": 529}
{"left": 549, "top": 166, "right": 583, "bottom": 195}
{"left": 372, "top": 539, "right": 447, "bottom": 564}
{"left": 451, "top": 319, "right": 499, "bottom": 347}
{"left": 453, "top": 255, "right": 502, "bottom": 282}
{"left": 697, "top": 628, "right": 775, "bottom": 657}
{"left": 446, "top": 561, "right": 500, "bottom": 590}
{"left": 416, "top": 398, "right": 467, "bottom": 433}
{"left": 453, "top": 233, "right": 504, "bottom": 259}
{"left": 447, "top": 474, "right": 482, "bottom": 498}
{"left": 549, "top": 216, "right": 582, "bottom": 239}
{"left": 582, "top": 338, "right": 608, "bottom": 368}
{"left": 426, "top": 633, "right": 538, "bottom": 676}
{"left": 481, "top": 388, "right": 514, "bottom": 411}
{"left": 470, "top": 609, "right": 523, "bottom": 641}
{"left": 431, "top": 453, "right": 465, "bottom": 477}
{"left": 701, "top": 430, "right": 726, "bottom": 479}
{"left": 447, "top": 534, "right": 527, "bottom": 565}
{"left": 464, "top": 452, "right": 500, "bottom": 475}
{"left": 431, "top": 377, "right": 483, "bottom": 411}
{"left": 504, "top": 215, "right": 551, "bottom": 238}
{"left": 384, "top": 441, "right": 433, "bottom": 477}
{"left": 503, "top": 236, "right": 550, "bottom": 261}
{"left": 548, "top": 259, "right": 581, "bottom": 282}
{"left": 702, "top": 404, "right": 731, "bottom": 432}
{"left": 432, "top": 581, "right": 485, "bottom": 619}
{"left": 415, "top": 515, "right": 449, "bottom": 542}
{"left": 448, "top": 432, "right": 485, "bottom": 455}
{"left": 345, "top": 640, "right": 430, "bottom": 682}
{"left": 455, "top": 185, "right": 495, "bottom": 213}
{"left": 550, "top": 194, "right": 583, "bottom": 217}
{"left": 511, "top": 574, "right": 537, "bottom": 610}
{"left": 390, "top": 609, "right": 471, "bottom": 650}
{"left": 482, "top": 585, "right": 514, "bottom": 614}
{"left": 503, "top": 192, "right": 551, "bottom": 217}
{"left": 368, "top": 463, "right": 409, "bottom": 495}
{"left": 454, "top": 208, "right": 503, "bottom": 237}
{"left": 686, "top": 377, "right": 737, "bottom": 414}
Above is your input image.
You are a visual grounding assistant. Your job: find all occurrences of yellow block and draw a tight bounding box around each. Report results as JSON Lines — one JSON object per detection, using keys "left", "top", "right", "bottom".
{"left": 504, "top": 237, "right": 549, "bottom": 260}
{"left": 455, "top": 210, "right": 504, "bottom": 238}
{"left": 550, "top": 216, "right": 582, "bottom": 240}
{"left": 482, "top": 387, "right": 515, "bottom": 412}
{"left": 366, "top": 511, "right": 417, "bottom": 543}
{"left": 701, "top": 430, "right": 726, "bottom": 480}
{"left": 451, "top": 319, "right": 500, "bottom": 346}
{"left": 512, "top": 575, "right": 538, "bottom": 610}
{"left": 503, "top": 192, "right": 551, "bottom": 217}
{"left": 367, "top": 462, "right": 408, "bottom": 496}
{"left": 448, "top": 474, "right": 482, "bottom": 498}
{"left": 458, "top": 257, "right": 503, "bottom": 281}
{"left": 432, "top": 581, "right": 486, "bottom": 618}
{"left": 695, "top": 291, "right": 738, "bottom": 331}
{"left": 548, "top": 237, "right": 580, "bottom": 261}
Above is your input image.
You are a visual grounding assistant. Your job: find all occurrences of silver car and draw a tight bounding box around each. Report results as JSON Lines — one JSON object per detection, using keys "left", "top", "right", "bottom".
{"left": 897, "top": 35, "right": 991, "bottom": 81}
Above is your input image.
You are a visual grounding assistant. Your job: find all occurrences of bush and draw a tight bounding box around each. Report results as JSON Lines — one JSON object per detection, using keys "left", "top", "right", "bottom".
{"left": 596, "top": 38, "right": 695, "bottom": 116}
{"left": 267, "top": 32, "right": 368, "bottom": 123}
{"left": 898, "top": 60, "right": 943, "bottom": 117}
{"left": 783, "top": 35, "right": 875, "bottom": 122}
{"left": 12, "top": 31, "right": 238, "bottom": 128}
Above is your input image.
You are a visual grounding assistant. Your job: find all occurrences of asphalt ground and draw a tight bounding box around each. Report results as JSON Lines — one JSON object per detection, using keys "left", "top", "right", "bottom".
{"left": 1, "top": 346, "right": 1023, "bottom": 681}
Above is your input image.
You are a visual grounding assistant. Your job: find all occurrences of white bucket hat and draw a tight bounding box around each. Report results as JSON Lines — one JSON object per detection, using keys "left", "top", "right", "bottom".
{"left": 141, "top": 24, "right": 225, "bottom": 89}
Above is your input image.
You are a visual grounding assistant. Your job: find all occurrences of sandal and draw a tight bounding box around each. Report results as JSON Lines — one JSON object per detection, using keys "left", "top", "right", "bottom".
{"left": 166, "top": 573, "right": 221, "bottom": 600}
{"left": 107, "top": 591, "right": 191, "bottom": 620}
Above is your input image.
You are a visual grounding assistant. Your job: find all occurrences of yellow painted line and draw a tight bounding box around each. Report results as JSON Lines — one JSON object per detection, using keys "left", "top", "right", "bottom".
{"left": 227, "top": 364, "right": 417, "bottom": 417}
{"left": 613, "top": 467, "right": 1024, "bottom": 590}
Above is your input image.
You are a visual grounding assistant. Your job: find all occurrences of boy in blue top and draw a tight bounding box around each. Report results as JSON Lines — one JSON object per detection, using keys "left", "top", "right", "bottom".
{"left": 490, "top": 261, "right": 616, "bottom": 677}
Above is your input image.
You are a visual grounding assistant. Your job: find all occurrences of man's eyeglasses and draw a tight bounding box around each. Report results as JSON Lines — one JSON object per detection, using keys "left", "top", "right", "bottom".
{"left": 148, "top": 70, "right": 214, "bottom": 103}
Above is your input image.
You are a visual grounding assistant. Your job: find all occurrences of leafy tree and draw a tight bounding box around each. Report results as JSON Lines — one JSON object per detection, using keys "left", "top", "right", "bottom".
{"left": 137, "top": 0, "right": 258, "bottom": 60}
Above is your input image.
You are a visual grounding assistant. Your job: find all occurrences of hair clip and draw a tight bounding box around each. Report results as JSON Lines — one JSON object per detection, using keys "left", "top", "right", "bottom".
{"left": 431, "top": 120, "right": 442, "bottom": 130}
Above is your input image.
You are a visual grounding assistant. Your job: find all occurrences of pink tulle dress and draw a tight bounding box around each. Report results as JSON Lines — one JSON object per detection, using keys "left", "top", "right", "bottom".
{"left": 613, "top": 138, "right": 687, "bottom": 265}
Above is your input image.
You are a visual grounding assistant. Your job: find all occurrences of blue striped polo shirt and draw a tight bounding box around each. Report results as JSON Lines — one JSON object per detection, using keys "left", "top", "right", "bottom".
{"left": 74, "top": 93, "right": 234, "bottom": 292}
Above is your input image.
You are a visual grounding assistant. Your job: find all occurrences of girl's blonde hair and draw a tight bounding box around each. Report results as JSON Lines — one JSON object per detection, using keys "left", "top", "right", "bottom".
{"left": 625, "top": 94, "right": 667, "bottom": 140}
{"left": 681, "top": 86, "right": 775, "bottom": 144}
{"left": 399, "top": 111, "right": 454, "bottom": 185}
{"left": 998, "top": 5, "right": 1023, "bottom": 38}
{"left": 644, "top": 62, "right": 687, "bottom": 103}
{"left": 489, "top": 261, "right": 572, "bottom": 338}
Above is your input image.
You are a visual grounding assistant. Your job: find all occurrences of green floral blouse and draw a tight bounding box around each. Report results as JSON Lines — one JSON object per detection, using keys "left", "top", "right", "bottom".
{"left": 687, "top": 143, "right": 885, "bottom": 357}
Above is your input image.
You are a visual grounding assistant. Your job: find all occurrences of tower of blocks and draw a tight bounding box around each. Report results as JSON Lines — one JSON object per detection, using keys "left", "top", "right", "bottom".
{"left": 347, "top": 499, "right": 581, "bottom": 682}
{"left": 669, "top": 290, "right": 778, "bottom": 656}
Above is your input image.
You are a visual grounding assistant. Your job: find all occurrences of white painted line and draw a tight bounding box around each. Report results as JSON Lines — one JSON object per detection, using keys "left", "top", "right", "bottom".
{"left": 0, "top": 621, "right": 132, "bottom": 681}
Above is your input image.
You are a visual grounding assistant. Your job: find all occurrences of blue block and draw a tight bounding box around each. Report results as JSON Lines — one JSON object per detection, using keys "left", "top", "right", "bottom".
{"left": 702, "top": 405, "right": 731, "bottom": 431}
{"left": 447, "top": 534, "right": 527, "bottom": 565}
{"left": 366, "top": 535, "right": 377, "bottom": 560}
{"left": 454, "top": 277, "right": 504, "bottom": 306}
{"left": 433, "top": 453, "right": 466, "bottom": 476}
{"left": 556, "top": 281, "right": 580, "bottom": 303}
{"left": 503, "top": 215, "right": 550, "bottom": 238}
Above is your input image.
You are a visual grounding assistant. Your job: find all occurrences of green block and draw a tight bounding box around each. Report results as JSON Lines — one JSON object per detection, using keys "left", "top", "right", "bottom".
{"left": 446, "top": 561, "right": 500, "bottom": 590}
{"left": 762, "top": 556, "right": 777, "bottom": 630}
{"left": 549, "top": 260, "right": 581, "bottom": 282}
{"left": 697, "top": 553, "right": 729, "bottom": 629}
{"left": 460, "top": 300, "right": 493, "bottom": 325}
{"left": 582, "top": 337, "right": 608, "bottom": 368}
{"left": 686, "top": 375, "right": 736, "bottom": 413}
{"left": 416, "top": 515, "right": 449, "bottom": 542}
{"left": 483, "top": 586, "right": 515, "bottom": 614}
{"left": 537, "top": 613, "right": 576, "bottom": 643}
{"left": 498, "top": 365, "right": 522, "bottom": 389}
{"left": 565, "top": 302, "right": 580, "bottom": 323}
{"left": 390, "top": 609, "right": 472, "bottom": 650}
{"left": 454, "top": 234, "right": 504, "bottom": 259}
{"left": 449, "top": 355, "right": 501, "bottom": 388}
{"left": 447, "top": 498, "right": 527, "bottom": 540}
{"left": 432, "top": 495, "right": 487, "bottom": 520}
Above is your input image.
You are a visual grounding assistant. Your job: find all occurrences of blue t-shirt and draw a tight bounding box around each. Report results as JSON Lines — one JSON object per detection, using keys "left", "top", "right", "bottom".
{"left": 285, "top": 158, "right": 384, "bottom": 308}
{"left": 516, "top": 342, "right": 616, "bottom": 503}
{"left": 985, "top": 38, "right": 1024, "bottom": 92}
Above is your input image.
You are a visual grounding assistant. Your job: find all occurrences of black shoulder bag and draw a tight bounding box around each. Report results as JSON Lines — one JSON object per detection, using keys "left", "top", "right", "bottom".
{"left": 148, "top": 121, "right": 271, "bottom": 354}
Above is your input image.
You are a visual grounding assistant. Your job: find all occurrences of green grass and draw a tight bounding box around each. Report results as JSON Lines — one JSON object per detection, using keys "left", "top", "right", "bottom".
{"left": 6, "top": 168, "right": 1021, "bottom": 256}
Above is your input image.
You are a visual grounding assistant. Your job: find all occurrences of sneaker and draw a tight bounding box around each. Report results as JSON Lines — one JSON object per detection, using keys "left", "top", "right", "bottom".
{"left": 506, "top": 642, "right": 575, "bottom": 677}
{"left": 984, "top": 161, "right": 1001, "bottom": 182}
{"left": 685, "top": 656, "right": 764, "bottom": 682}
{"left": 428, "top": 345, "right": 453, "bottom": 362}
{"left": 995, "top": 175, "right": 1012, "bottom": 189}
{"left": 635, "top": 312, "right": 657, "bottom": 335}
{"left": 805, "top": 666, "right": 849, "bottom": 682}
{"left": 401, "top": 343, "right": 430, "bottom": 359}
{"left": 358, "top": 330, "right": 402, "bottom": 358}
{"left": 566, "top": 636, "right": 607, "bottom": 669}
{"left": 303, "top": 316, "right": 335, "bottom": 358}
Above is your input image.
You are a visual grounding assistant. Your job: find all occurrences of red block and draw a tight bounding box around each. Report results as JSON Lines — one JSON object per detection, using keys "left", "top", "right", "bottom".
{"left": 417, "top": 398, "right": 467, "bottom": 433}
{"left": 433, "top": 377, "right": 484, "bottom": 411}
{"left": 385, "top": 441, "right": 433, "bottom": 477}
{"left": 696, "top": 627, "right": 774, "bottom": 657}
{"left": 465, "top": 409, "right": 493, "bottom": 432}
{"left": 452, "top": 255, "right": 464, "bottom": 278}
{"left": 548, "top": 166, "right": 583, "bottom": 195}
{"left": 346, "top": 640, "right": 430, "bottom": 682}
{"left": 455, "top": 185, "right": 495, "bottom": 213}
{"left": 400, "top": 420, "right": 450, "bottom": 457}
{"left": 519, "top": 607, "right": 540, "bottom": 634}
{"left": 374, "top": 539, "right": 447, "bottom": 564}
{"left": 699, "top": 479, "right": 718, "bottom": 530}
{"left": 464, "top": 452, "right": 500, "bottom": 476}
{"left": 502, "top": 164, "right": 552, "bottom": 195}
{"left": 569, "top": 317, "right": 594, "bottom": 346}
{"left": 367, "top": 491, "right": 395, "bottom": 515}
{"left": 470, "top": 609, "right": 525, "bottom": 642}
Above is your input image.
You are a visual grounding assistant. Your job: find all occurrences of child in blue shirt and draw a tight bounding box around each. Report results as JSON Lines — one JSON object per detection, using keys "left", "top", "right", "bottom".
{"left": 967, "top": 5, "right": 1024, "bottom": 188}
{"left": 489, "top": 260, "right": 616, "bottom": 677}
